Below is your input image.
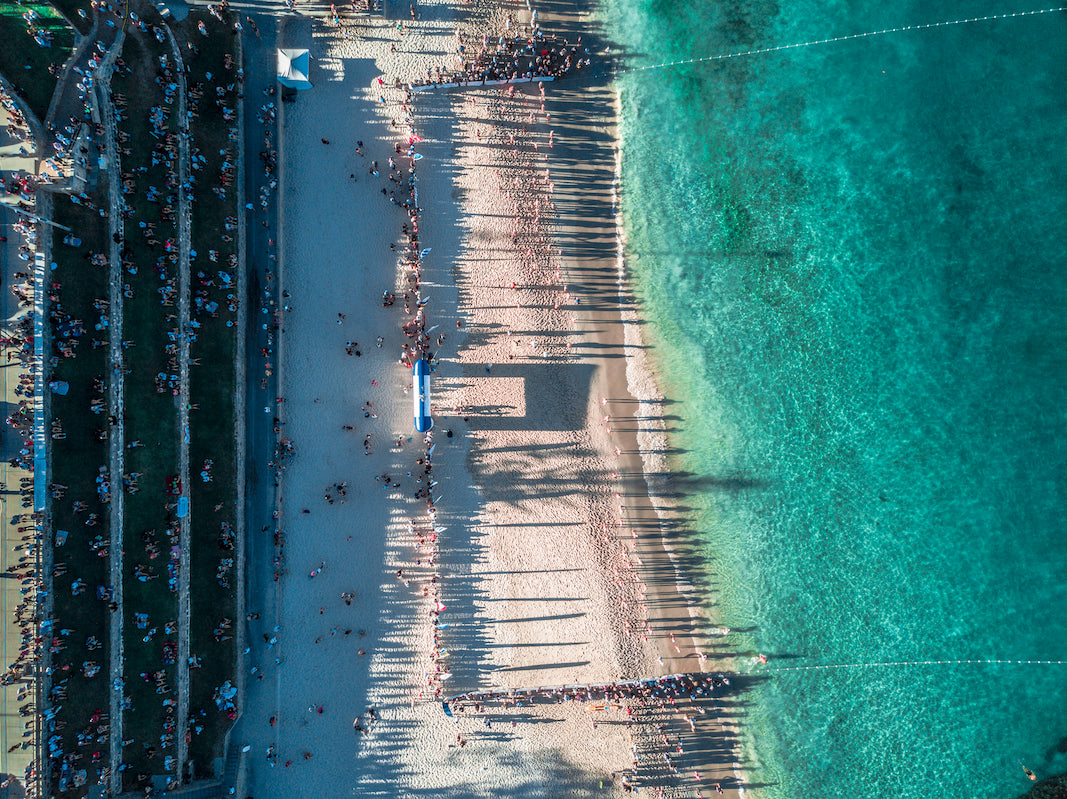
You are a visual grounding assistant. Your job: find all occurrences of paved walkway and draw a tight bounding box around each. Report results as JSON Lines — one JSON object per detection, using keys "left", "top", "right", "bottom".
{"left": 42, "top": 17, "right": 114, "bottom": 133}
{"left": 0, "top": 100, "right": 38, "bottom": 797}
{"left": 231, "top": 7, "right": 281, "bottom": 761}
{"left": 0, "top": 215, "right": 36, "bottom": 797}
{"left": 92, "top": 30, "right": 127, "bottom": 794}
{"left": 164, "top": 26, "right": 194, "bottom": 781}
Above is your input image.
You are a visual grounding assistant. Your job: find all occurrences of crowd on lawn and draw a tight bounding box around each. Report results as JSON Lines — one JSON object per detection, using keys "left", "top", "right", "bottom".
{"left": 0, "top": 2, "right": 244, "bottom": 793}
{"left": 16, "top": 5, "right": 57, "bottom": 49}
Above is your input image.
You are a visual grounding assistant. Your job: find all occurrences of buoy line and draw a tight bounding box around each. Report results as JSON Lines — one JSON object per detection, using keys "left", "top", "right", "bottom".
{"left": 768, "top": 658, "right": 1067, "bottom": 673}
{"left": 623, "top": 7, "right": 1067, "bottom": 75}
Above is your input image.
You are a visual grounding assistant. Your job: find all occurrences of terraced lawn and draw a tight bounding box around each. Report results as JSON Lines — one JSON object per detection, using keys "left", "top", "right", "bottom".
{"left": 111, "top": 23, "right": 184, "bottom": 788}
{"left": 46, "top": 192, "right": 112, "bottom": 798}
{"left": 38, "top": 8, "right": 245, "bottom": 791}
{"left": 171, "top": 10, "right": 241, "bottom": 776}
{"left": 0, "top": 1, "right": 75, "bottom": 123}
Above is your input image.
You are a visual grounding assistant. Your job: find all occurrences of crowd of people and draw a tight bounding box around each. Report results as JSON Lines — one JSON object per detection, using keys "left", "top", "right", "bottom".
{"left": 398, "top": 16, "right": 740, "bottom": 796}
{"left": 0, "top": 84, "right": 46, "bottom": 798}
{"left": 444, "top": 673, "right": 737, "bottom": 794}
{"left": 42, "top": 38, "right": 189, "bottom": 795}
{"left": 245, "top": 44, "right": 457, "bottom": 763}
{"left": 0, "top": 1, "right": 247, "bottom": 793}
{"left": 19, "top": 6, "right": 57, "bottom": 48}
{"left": 4, "top": 0, "right": 742, "bottom": 794}
{"left": 410, "top": 19, "right": 590, "bottom": 88}
{"left": 445, "top": 672, "right": 730, "bottom": 711}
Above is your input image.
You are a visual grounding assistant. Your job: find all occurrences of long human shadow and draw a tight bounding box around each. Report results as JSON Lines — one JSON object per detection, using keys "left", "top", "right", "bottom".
{"left": 241, "top": 1, "right": 779, "bottom": 797}
{"left": 442, "top": 672, "right": 772, "bottom": 794}
{"left": 423, "top": 0, "right": 769, "bottom": 693}
{"left": 624, "top": 673, "right": 772, "bottom": 793}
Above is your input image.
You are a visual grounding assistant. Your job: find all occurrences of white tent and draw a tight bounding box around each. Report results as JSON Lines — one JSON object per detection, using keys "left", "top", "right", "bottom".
{"left": 277, "top": 49, "right": 312, "bottom": 89}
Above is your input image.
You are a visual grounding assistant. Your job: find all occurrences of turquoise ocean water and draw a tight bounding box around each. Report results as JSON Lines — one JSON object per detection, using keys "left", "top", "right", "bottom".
{"left": 603, "top": 1, "right": 1067, "bottom": 796}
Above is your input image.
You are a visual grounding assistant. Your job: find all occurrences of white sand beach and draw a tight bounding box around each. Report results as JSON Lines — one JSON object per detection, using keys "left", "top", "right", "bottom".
{"left": 238, "top": 0, "right": 746, "bottom": 795}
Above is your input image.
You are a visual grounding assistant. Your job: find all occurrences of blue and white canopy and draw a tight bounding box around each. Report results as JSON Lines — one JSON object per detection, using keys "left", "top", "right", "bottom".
{"left": 277, "top": 49, "right": 312, "bottom": 90}
{"left": 413, "top": 360, "right": 433, "bottom": 432}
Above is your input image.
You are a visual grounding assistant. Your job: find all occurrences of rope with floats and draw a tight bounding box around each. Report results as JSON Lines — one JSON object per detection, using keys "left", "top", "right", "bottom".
{"left": 767, "top": 658, "right": 1067, "bottom": 674}
{"left": 625, "top": 7, "right": 1067, "bottom": 75}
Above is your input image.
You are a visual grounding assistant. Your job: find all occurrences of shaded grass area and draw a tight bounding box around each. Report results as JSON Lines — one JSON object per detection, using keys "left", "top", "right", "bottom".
{"left": 0, "top": 2, "right": 76, "bottom": 123}
{"left": 46, "top": 191, "right": 112, "bottom": 798}
{"left": 48, "top": 0, "right": 93, "bottom": 35}
{"left": 111, "top": 22, "right": 183, "bottom": 789}
{"left": 170, "top": 13, "right": 241, "bottom": 776}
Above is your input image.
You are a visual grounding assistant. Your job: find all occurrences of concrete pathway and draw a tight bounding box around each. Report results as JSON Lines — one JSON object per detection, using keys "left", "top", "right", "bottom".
{"left": 92, "top": 30, "right": 127, "bottom": 794}
{"left": 232, "top": 30, "right": 248, "bottom": 763}
{"left": 164, "top": 26, "right": 194, "bottom": 782}
{"left": 0, "top": 169, "right": 36, "bottom": 799}
{"left": 233, "top": 4, "right": 282, "bottom": 752}
{"left": 211, "top": 12, "right": 282, "bottom": 793}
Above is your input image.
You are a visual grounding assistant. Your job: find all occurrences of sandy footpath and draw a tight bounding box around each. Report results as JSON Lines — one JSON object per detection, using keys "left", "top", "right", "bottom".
{"left": 239, "top": 0, "right": 747, "bottom": 796}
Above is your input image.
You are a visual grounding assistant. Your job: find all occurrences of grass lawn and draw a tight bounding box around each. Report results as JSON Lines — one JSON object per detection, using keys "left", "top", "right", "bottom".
{"left": 0, "top": 2, "right": 75, "bottom": 123}
{"left": 170, "top": 11, "right": 241, "bottom": 776}
{"left": 47, "top": 192, "right": 113, "bottom": 798}
{"left": 111, "top": 24, "right": 184, "bottom": 788}
{"left": 42, "top": 10, "right": 246, "bottom": 788}
{"left": 47, "top": 0, "right": 93, "bottom": 35}
{"left": 36, "top": 2, "right": 250, "bottom": 791}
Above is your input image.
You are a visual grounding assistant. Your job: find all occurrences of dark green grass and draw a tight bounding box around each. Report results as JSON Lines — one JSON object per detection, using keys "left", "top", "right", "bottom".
{"left": 111, "top": 25, "right": 184, "bottom": 788}
{"left": 47, "top": 192, "right": 112, "bottom": 798}
{"left": 0, "top": 2, "right": 75, "bottom": 123}
{"left": 47, "top": 0, "right": 93, "bottom": 35}
{"left": 171, "top": 11, "right": 240, "bottom": 774}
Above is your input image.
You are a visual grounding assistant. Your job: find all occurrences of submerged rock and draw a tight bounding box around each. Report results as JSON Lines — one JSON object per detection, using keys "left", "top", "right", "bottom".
{"left": 1020, "top": 774, "right": 1067, "bottom": 799}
